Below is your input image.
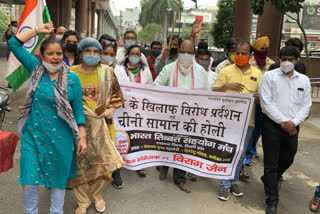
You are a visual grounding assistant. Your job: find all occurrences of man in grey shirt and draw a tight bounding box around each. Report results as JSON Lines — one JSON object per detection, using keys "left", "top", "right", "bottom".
{"left": 154, "top": 35, "right": 182, "bottom": 75}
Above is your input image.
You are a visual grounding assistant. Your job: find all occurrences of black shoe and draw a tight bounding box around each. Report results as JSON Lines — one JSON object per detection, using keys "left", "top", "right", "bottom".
{"left": 266, "top": 205, "right": 277, "bottom": 214}
{"left": 112, "top": 173, "right": 124, "bottom": 189}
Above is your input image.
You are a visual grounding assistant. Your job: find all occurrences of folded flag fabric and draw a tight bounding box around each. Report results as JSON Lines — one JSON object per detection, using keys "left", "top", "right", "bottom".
{"left": 6, "top": 0, "right": 51, "bottom": 92}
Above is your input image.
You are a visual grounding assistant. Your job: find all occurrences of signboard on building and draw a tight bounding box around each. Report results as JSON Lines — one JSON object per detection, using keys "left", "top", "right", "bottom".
{"left": 302, "top": 4, "right": 320, "bottom": 30}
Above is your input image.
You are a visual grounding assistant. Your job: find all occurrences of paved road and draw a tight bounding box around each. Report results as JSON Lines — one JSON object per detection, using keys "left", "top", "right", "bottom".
{"left": 0, "top": 59, "right": 319, "bottom": 214}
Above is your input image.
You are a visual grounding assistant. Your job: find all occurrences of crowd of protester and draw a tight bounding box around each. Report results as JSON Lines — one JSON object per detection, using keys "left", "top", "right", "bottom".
{"left": 4, "top": 19, "right": 319, "bottom": 214}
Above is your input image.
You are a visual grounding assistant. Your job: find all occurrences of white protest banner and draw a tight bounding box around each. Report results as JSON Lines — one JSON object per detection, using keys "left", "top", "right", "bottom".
{"left": 114, "top": 82, "right": 254, "bottom": 180}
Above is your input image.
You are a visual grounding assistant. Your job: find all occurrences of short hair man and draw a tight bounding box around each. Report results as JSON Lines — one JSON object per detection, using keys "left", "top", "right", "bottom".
{"left": 214, "top": 41, "right": 262, "bottom": 201}
{"left": 147, "top": 41, "right": 162, "bottom": 80}
{"left": 116, "top": 30, "right": 148, "bottom": 66}
{"left": 259, "top": 46, "right": 311, "bottom": 214}
{"left": 215, "top": 38, "right": 239, "bottom": 73}
{"left": 195, "top": 49, "right": 218, "bottom": 90}
{"left": 154, "top": 35, "right": 182, "bottom": 75}
{"left": 268, "top": 38, "right": 306, "bottom": 75}
{"left": 154, "top": 40, "right": 210, "bottom": 193}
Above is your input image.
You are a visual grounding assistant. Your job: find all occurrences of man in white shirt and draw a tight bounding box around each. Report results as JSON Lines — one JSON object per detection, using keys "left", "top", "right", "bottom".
{"left": 259, "top": 46, "right": 312, "bottom": 214}
{"left": 195, "top": 49, "right": 218, "bottom": 90}
{"left": 116, "top": 30, "right": 148, "bottom": 66}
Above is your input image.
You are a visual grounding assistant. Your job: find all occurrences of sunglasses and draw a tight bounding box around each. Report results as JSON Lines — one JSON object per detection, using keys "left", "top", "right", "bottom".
{"left": 104, "top": 40, "right": 116, "bottom": 46}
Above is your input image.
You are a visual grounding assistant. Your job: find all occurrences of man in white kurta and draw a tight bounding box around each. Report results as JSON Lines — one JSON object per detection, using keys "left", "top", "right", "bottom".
{"left": 153, "top": 40, "right": 209, "bottom": 193}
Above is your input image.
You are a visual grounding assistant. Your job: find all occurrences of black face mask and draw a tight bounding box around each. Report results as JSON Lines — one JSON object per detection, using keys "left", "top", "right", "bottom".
{"left": 170, "top": 48, "right": 178, "bottom": 56}
{"left": 66, "top": 43, "right": 78, "bottom": 53}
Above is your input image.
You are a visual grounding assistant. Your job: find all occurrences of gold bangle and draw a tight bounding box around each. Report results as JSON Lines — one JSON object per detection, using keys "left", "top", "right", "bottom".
{"left": 35, "top": 27, "right": 39, "bottom": 35}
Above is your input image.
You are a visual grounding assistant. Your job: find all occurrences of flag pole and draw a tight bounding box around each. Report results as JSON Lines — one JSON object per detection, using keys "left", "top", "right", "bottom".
{"left": 168, "top": 0, "right": 182, "bottom": 48}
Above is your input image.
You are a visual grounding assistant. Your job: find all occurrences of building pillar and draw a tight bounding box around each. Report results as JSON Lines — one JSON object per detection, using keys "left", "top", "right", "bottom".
{"left": 62, "top": 0, "right": 72, "bottom": 29}
{"left": 91, "top": 2, "right": 96, "bottom": 37}
{"left": 97, "top": 10, "right": 102, "bottom": 39}
{"left": 256, "top": 1, "right": 283, "bottom": 57}
{"left": 76, "top": 0, "right": 89, "bottom": 38}
{"left": 232, "top": 0, "right": 253, "bottom": 41}
{"left": 46, "top": 0, "right": 59, "bottom": 26}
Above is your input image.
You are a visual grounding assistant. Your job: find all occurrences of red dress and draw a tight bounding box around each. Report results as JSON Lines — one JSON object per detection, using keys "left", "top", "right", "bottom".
{"left": 146, "top": 56, "right": 157, "bottom": 81}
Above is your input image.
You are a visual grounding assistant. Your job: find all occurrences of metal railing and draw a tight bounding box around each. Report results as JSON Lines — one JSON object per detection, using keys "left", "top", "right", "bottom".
{"left": 310, "top": 78, "right": 320, "bottom": 101}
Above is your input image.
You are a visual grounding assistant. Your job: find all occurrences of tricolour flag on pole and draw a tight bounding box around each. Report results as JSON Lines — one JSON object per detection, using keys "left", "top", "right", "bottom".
{"left": 6, "top": 0, "right": 51, "bottom": 92}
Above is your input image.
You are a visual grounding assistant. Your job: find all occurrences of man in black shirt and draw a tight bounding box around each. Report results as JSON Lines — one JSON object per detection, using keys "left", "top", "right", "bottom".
{"left": 268, "top": 38, "right": 307, "bottom": 75}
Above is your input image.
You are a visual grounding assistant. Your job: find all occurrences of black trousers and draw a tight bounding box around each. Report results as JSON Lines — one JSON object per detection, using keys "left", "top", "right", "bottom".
{"left": 161, "top": 166, "right": 186, "bottom": 184}
{"left": 261, "top": 115, "right": 299, "bottom": 206}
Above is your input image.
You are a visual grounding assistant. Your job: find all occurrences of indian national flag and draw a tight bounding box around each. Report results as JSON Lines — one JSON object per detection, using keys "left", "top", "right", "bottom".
{"left": 6, "top": 0, "right": 51, "bottom": 92}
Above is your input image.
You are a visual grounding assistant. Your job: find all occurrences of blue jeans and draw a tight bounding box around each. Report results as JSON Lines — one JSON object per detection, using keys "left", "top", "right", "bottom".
{"left": 315, "top": 185, "right": 320, "bottom": 200}
{"left": 220, "top": 126, "right": 254, "bottom": 188}
{"left": 246, "top": 104, "right": 262, "bottom": 156}
{"left": 22, "top": 185, "right": 66, "bottom": 214}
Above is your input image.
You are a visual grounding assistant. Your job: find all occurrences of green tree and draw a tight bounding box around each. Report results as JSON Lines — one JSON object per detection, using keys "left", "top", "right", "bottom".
{"left": 0, "top": 9, "right": 9, "bottom": 35}
{"left": 138, "top": 23, "right": 162, "bottom": 43}
{"left": 139, "top": 0, "right": 179, "bottom": 42}
{"left": 180, "top": 26, "right": 192, "bottom": 40}
{"left": 251, "top": 0, "right": 308, "bottom": 56}
{"left": 211, "top": 0, "right": 236, "bottom": 48}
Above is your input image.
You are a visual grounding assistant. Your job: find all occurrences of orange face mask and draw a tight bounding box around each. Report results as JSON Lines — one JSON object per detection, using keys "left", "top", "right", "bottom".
{"left": 234, "top": 55, "right": 249, "bottom": 67}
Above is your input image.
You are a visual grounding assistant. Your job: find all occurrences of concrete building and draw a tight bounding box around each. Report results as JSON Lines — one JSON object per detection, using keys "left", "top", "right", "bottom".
{"left": 117, "top": 7, "right": 141, "bottom": 38}
{"left": 0, "top": 0, "right": 119, "bottom": 40}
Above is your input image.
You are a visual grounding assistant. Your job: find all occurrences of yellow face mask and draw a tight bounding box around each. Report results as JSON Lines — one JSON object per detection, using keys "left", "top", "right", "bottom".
{"left": 229, "top": 54, "right": 235, "bottom": 63}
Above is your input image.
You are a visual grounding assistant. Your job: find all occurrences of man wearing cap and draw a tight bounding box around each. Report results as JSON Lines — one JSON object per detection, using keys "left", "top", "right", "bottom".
{"left": 244, "top": 36, "right": 275, "bottom": 166}
{"left": 249, "top": 36, "right": 275, "bottom": 73}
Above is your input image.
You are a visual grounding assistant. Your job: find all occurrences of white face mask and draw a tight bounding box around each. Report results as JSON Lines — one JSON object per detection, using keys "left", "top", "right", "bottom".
{"left": 42, "top": 61, "right": 63, "bottom": 73}
{"left": 11, "top": 26, "right": 17, "bottom": 34}
{"left": 101, "top": 55, "right": 115, "bottom": 66}
{"left": 178, "top": 53, "right": 194, "bottom": 68}
{"left": 55, "top": 35, "right": 63, "bottom": 41}
{"left": 280, "top": 61, "right": 295, "bottom": 74}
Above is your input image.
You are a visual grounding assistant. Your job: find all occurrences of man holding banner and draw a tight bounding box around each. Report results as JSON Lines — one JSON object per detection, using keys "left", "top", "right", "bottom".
{"left": 214, "top": 41, "right": 262, "bottom": 201}
{"left": 153, "top": 39, "right": 209, "bottom": 193}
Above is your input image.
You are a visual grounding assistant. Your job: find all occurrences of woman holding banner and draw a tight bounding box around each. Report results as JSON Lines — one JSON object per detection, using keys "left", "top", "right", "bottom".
{"left": 67, "top": 37, "right": 124, "bottom": 214}
{"left": 8, "top": 21, "right": 87, "bottom": 214}
{"left": 114, "top": 44, "right": 153, "bottom": 177}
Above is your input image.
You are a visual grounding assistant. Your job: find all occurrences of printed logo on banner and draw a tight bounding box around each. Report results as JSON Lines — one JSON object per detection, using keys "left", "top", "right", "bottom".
{"left": 115, "top": 130, "right": 130, "bottom": 154}
{"left": 307, "top": 7, "right": 316, "bottom": 15}
{"left": 18, "top": 26, "right": 37, "bottom": 49}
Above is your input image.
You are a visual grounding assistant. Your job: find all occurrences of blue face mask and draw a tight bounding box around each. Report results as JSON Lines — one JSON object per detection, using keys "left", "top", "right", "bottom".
{"left": 83, "top": 54, "right": 100, "bottom": 66}
{"left": 125, "top": 40, "right": 136, "bottom": 49}
{"left": 129, "top": 56, "right": 141, "bottom": 65}
{"left": 199, "top": 60, "right": 209, "bottom": 70}
{"left": 152, "top": 49, "right": 161, "bottom": 57}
